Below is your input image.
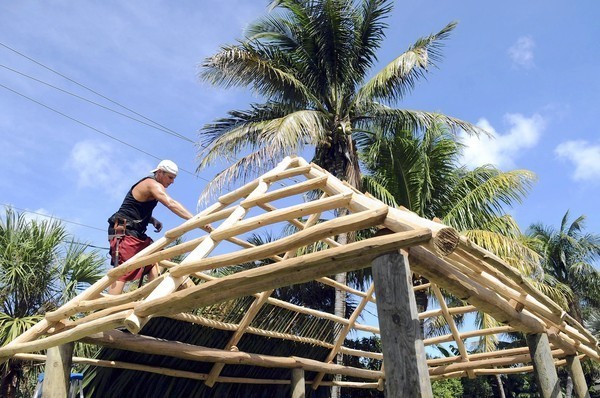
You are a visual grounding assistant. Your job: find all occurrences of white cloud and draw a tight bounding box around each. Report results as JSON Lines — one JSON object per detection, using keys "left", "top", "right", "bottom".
{"left": 460, "top": 113, "right": 545, "bottom": 169}
{"left": 555, "top": 140, "right": 600, "bottom": 182}
{"left": 508, "top": 36, "right": 535, "bottom": 69}
{"left": 66, "top": 140, "right": 153, "bottom": 199}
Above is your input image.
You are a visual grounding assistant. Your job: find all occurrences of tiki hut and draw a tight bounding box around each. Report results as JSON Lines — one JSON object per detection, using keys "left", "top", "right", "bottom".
{"left": 1, "top": 156, "right": 598, "bottom": 397}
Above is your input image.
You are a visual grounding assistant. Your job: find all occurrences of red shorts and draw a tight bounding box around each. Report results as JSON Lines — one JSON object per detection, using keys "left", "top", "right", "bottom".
{"left": 109, "top": 235, "right": 154, "bottom": 282}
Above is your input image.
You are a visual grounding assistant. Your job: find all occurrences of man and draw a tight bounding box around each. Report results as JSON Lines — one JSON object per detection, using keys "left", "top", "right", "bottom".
{"left": 107, "top": 159, "right": 194, "bottom": 294}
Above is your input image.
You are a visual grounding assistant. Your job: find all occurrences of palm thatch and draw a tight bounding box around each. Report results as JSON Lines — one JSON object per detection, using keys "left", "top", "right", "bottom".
{"left": 83, "top": 317, "right": 332, "bottom": 397}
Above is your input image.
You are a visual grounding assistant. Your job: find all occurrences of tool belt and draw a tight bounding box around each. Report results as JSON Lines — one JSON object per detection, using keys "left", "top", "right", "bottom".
{"left": 108, "top": 215, "right": 146, "bottom": 240}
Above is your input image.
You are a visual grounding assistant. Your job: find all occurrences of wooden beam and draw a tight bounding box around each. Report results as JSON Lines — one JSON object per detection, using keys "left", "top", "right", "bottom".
{"left": 291, "top": 368, "right": 305, "bottom": 398}
{"left": 565, "top": 355, "right": 590, "bottom": 398}
{"left": 215, "top": 156, "right": 300, "bottom": 205}
{"left": 205, "top": 200, "right": 328, "bottom": 387}
{"left": 13, "top": 353, "right": 382, "bottom": 388}
{"left": 372, "top": 252, "right": 432, "bottom": 397}
{"left": 170, "top": 205, "right": 388, "bottom": 277}
{"left": 208, "top": 192, "right": 353, "bottom": 242}
{"left": 407, "top": 246, "right": 546, "bottom": 334}
{"left": 431, "top": 285, "right": 474, "bottom": 378}
{"left": 458, "top": 238, "right": 565, "bottom": 318}
{"left": 526, "top": 333, "right": 563, "bottom": 398}
{"left": 312, "top": 284, "right": 377, "bottom": 389}
{"left": 446, "top": 251, "right": 562, "bottom": 326}
{"left": 239, "top": 175, "right": 328, "bottom": 208}
{"left": 429, "top": 348, "right": 568, "bottom": 376}
{"left": 0, "top": 311, "right": 126, "bottom": 358}
{"left": 299, "top": 157, "right": 459, "bottom": 256}
{"left": 124, "top": 167, "right": 281, "bottom": 333}
{"left": 204, "top": 290, "right": 274, "bottom": 387}
{"left": 42, "top": 343, "right": 74, "bottom": 398}
{"left": 163, "top": 207, "right": 233, "bottom": 239}
{"left": 81, "top": 330, "right": 383, "bottom": 380}
{"left": 424, "top": 325, "right": 515, "bottom": 349}
{"left": 133, "top": 229, "right": 432, "bottom": 318}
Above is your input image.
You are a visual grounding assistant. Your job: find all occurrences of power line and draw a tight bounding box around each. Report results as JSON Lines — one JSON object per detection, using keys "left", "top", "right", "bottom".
{"left": 0, "top": 63, "right": 194, "bottom": 143}
{"left": 1, "top": 203, "right": 105, "bottom": 232}
{"left": 1, "top": 204, "right": 110, "bottom": 250}
{"left": 70, "top": 241, "right": 110, "bottom": 251}
{"left": 0, "top": 82, "right": 209, "bottom": 180}
{"left": 0, "top": 41, "right": 193, "bottom": 143}
{"left": 0, "top": 42, "right": 298, "bottom": 194}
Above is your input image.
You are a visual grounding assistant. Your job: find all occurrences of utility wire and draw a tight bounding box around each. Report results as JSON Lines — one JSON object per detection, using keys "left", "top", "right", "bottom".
{"left": 1, "top": 204, "right": 110, "bottom": 250}
{"left": 1, "top": 42, "right": 300, "bottom": 193}
{"left": 0, "top": 41, "right": 193, "bottom": 143}
{"left": 0, "top": 82, "right": 209, "bottom": 180}
{"left": 0, "top": 63, "right": 194, "bottom": 143}
{"left": 1, "top": 203, "right": 104, "bottom": 232}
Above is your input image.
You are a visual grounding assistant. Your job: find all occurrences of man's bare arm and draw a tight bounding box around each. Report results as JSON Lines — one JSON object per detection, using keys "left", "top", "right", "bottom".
{"left": 150, "top": 182, "right": 194, "bottom": 220}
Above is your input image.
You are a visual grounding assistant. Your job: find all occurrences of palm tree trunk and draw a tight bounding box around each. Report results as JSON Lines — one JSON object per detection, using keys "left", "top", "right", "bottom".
{"left": 413, "top": 275, "right": 429, "bottom": 336}
{"left": 495, "top": 374, "right": 506, "bottom": 398}
{"left": 565, "top": 373, "right": 573, "bottom": 398}
{"left": 1, "top": 363, "right": 20, "bottom": 398}
{"left": 315, "top": 129, "right": 360, "bottom": 398}
{"left": 331, "top": 232, "right": 348, "bottom": 398}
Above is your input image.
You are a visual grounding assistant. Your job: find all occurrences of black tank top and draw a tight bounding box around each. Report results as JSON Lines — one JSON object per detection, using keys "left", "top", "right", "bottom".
{"left": 108, "top": 176, "right": 158, "bottom": 238}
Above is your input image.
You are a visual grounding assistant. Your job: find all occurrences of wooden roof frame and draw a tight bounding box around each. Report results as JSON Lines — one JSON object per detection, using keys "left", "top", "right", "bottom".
{"left": 1, "top": 155, "right": 598, "bottom": 394}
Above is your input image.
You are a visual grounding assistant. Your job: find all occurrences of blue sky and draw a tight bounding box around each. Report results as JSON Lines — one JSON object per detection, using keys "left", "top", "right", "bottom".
{"left": 1, "top": 0, "right": 599, "bottom": 271}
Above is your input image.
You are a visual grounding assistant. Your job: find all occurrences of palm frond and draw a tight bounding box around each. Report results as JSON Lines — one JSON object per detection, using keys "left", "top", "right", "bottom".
{"left": 528, "top": 275, "right": 571, "bottom": 309}
{"left": 0, "top": 313, "right": 43, "bottom": 346}
{"left": 473, "top": 312, "right": 501, "bottom": 353}
{"left": 198, "top": 105, "right": 326, "bottom": 171}
{"left": 361, "top": 175, "right": 398, "bottom": 207}
{"left": 443, "top": 168, "right": 536, "bottom": 231}
{"left": 356, "top": 21, "right": 457, "bottom": 104}
{"left": 60, "top": 240, "right": 106, "bottom": 303}
{"left": 197, "top": 146, "right": 285, "bottom": 205}
{"left": 357, "top": 105, "right": 489, "bottom": 138}
{"left": 463, "top": 222, "right": 542, "bottom": 276}
{"left": 350, "top": 0, "right": 393, "bottom": 80}
{"left": 200, "top": 44, "right": 314, "bottom": 103}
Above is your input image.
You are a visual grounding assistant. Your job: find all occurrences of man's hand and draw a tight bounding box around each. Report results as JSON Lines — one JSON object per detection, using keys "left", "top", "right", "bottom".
{"left": 151, "top": 217, "right": 163, "bottom": 233}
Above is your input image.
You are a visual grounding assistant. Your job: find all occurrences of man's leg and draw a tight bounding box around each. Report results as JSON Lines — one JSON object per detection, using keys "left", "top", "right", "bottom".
{"left": 108, "top": 280, "right": 126, "bottom": 295}
{"left": 147, "top": 263, "right": 159, "bottom": 282}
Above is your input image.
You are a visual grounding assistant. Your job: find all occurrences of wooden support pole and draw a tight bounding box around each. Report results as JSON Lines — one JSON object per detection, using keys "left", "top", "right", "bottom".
{"left": 291, "top": 368, "right": 306, "bottom": 398}
{"left": 526, "top": 333, "right": 563, "bottom": 398}
{"left": 372, "top": 251, "right": 432, "bottom": 397}
{"left": 566, "top": 355, "right": 590, "bottom": 398}
{"left": 42, "top": 343, "right": 74, "bottom": 398}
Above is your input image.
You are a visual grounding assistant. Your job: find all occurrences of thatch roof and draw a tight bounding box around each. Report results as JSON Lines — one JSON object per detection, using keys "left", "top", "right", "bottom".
{"left": 83, "top": 318, "right": 332, "bottom": 397}
{"left": 2, "top": 155, "right": 599, "bottom": 396}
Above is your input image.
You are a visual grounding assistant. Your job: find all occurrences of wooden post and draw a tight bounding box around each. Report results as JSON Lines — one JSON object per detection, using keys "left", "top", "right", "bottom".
{"left": 372, "top": 251, "right": 433, "bottom": 397}
{"left": 526, "top": 333, "right": 562, "bottom": 398}
{"left": 566, "top": 355, "right": 590, "bottom": 398}
{"left": 290, "top": 368, "right": 305, "bottom": 398}
{"left": 42, "top": 342, "right": 74, "bottom": 398}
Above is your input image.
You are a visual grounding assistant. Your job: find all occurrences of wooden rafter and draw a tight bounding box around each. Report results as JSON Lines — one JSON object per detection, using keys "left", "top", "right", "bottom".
{"left": 1, "top": 155, "right": 598, "bottom": 395}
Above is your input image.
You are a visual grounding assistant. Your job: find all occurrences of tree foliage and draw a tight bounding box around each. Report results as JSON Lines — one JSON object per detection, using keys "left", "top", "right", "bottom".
{"left": 197, "top": 0, "right": 484, "bottom": 202}
{"left": 0, "top": 207, "right": 106, "bottom": 397}
{"left": 527, "top": 211, "right": 600, "bottom": 322}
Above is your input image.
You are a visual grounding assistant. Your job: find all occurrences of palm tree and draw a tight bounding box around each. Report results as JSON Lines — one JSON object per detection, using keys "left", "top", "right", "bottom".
{"left": 586, "top": 311, "right": 600, "bottom": 339}
{"left": 197, "top": 4, "right": 484, "bottom": 393}
{"left": 197, "top": 0, "right": 484, "bottom": 195}
{"left": 526, "top": 211, "right": 600, "bottom": 324}
{"left": 361, "top": 121, "right": 538, "bottom": 267}
{"left": 0, "top": 207, "right": 106, "bottom": 398}
{"left": 362, "top": 122, "right": 540, "bottom": 397}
